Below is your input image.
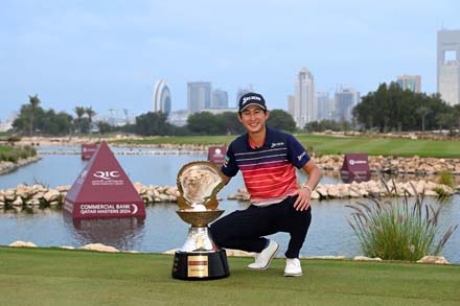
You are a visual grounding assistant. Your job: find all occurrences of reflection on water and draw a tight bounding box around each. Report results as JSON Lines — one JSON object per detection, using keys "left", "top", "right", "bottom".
{"left": 63, "top": 214, "right": 146, "bottom": 251}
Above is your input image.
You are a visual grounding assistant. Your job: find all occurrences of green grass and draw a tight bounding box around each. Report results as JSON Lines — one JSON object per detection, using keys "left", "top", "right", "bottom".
{"left": 0, "top": 145, "right": 14, "bottom": 154}
{"left": 295, "top": 135, "right": 460, "bottom": 157}
{"left": 110, "top": 134, "right": 460, "bottom": 158}
{"left": 0, "top": 144, "right": 37, "bottom": 163}
{"left": 1, "top": 247, "right": 459, "bottom": 305}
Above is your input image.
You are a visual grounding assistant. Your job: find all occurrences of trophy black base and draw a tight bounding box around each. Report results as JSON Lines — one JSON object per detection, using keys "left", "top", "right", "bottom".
{"left": 172, "top": 249, "right": 230, "bottom": 280}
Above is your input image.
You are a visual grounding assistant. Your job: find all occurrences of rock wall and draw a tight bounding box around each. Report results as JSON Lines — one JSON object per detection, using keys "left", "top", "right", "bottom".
{"left": 1, "top": 179, "right": 457, "bottom": 213}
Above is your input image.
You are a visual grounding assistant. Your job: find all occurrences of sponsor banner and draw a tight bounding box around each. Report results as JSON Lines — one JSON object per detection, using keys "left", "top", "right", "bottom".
{"left": 66, "top": 201, "right": 145, "bottom": 219}
{"left": 81, "top": 143, "right": 98, "bottom": 160}
{"left": 66, "top": 141, "right": 146, "bottom": 219}
{"left": 207, "top": 146, "right": 226, "bottom": 165}
{"left": 340, "top": 153, "right": 370, "bottom": 183}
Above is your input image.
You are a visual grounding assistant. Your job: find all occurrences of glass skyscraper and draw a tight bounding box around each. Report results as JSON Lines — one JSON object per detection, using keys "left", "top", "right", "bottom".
{"left": 187, "top": 82, "right": 212, "bottom": 113}
{"left": 152, "top": 79, "right": 172, "bottom": 115}
{"left": 294, "top": 67, "right": 317, "bottom": 129}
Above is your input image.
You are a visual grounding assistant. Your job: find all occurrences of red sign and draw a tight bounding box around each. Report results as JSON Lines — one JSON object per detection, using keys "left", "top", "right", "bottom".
{"left": 81, "top": 143, "right": 98, "bottom": 160}
{"left": 65, "top": 141, "right": 146, "bottom": 219}
{"left": 207, "top": 146, "right": 226, "bottom": 165}
{"left": 340, "top": 153, "right": 371, "bottom": 183}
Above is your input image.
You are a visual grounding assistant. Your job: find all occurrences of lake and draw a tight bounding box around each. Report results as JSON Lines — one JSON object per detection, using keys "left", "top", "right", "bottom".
{"left": 0, "top": 146, "right": 458, "bottom": 264}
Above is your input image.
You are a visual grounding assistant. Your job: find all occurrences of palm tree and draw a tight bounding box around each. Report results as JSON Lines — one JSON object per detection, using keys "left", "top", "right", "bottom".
{"left": 85, "top": 106, "right": 96, "bottom": 137}
{"left": 416, "top": 106, "right": 430, "bottom": 132}
{"left": 74, "top": 106, "right": 86, "bottom": 134}
{"left": 435, "top": 112, "right": 455, "bottom": 133}
{"left": 28, "top": 94, "right": 41, "bottom": 136}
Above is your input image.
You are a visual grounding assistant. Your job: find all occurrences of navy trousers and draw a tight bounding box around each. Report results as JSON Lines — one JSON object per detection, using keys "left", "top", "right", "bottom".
{"left": 209, "top": 196, "right": 312, "bottom": 259}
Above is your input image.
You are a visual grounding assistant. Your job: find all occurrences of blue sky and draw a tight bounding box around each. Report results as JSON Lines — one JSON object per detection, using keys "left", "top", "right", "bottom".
{"left": 1, "top": 0, "right": 459, "bottom": 122}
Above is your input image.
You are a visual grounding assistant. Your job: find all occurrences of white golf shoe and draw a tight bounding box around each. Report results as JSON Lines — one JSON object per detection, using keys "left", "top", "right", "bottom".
{"left": 284, "top": 258, "right": 302, "bottom": 277}
{"left": 248, "top": 240, "right": 279, "bottom": 270}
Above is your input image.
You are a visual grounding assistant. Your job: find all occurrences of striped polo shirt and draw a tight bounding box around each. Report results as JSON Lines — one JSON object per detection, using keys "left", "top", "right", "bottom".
{"left": 222, "top": 127, "right": 311, "bottom": 205}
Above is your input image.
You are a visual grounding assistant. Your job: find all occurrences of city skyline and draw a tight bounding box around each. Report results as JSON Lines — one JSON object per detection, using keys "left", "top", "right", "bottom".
{"left": 1, "top": 0, "right": 459, "bottom": 122}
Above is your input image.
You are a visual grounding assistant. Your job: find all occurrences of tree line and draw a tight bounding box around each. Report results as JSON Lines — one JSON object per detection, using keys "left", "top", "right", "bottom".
{"left": 7, "top": 83, "right": 460, "bottom": 137}
{"left": 8, "top": 96, "right": 297, "bottom": 137}
{"left": 353, "top": 82, "right": 460, "bottom": 133}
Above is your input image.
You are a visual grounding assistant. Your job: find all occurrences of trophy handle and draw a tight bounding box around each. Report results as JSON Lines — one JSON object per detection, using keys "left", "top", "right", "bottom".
{"left": 177, "top": 195, "right": 189, "bottom": 211}
{"left": 206, "top": 196, "right": 219, "bottom": 210}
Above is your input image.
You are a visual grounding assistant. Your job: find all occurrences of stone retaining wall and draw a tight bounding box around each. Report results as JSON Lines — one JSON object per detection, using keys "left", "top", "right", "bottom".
{"left": 1, "top": 180, "right": 457, "bottom": 213}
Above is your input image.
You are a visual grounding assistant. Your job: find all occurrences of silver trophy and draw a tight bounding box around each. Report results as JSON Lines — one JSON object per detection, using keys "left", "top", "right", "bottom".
{"left": 172, "top": 161, "right": 229, "bottom": 280}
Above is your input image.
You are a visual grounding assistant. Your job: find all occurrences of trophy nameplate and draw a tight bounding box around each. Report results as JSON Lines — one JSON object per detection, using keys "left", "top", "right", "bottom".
{"left": 171, "top": 161, "right": 230, "bottom": 280}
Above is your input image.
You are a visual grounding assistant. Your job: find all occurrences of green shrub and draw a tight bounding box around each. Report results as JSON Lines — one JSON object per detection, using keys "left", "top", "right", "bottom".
{"left": 437, "top": 170, "right": 454, "bottom": 188}
{"left": 346, "top": 182, "right": 458, "bottom": 261}
{"left": 0, "top": 145, "right": 37, "bottom": 163}
{"left": 5, "top": 152, "right": 18, "bottom": 163}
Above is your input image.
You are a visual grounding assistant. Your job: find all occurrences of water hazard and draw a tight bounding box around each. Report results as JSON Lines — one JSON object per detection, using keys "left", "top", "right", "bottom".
{"left": 0, "top": 146, "right": 459, "bottom": 263}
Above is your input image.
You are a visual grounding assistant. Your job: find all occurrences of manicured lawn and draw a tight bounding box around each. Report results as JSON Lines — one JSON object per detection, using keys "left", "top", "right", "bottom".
{"left": 1, "top": 247, "right": 459, "bottom": 305}
{"left": 110, "top": 134, "right": 460, "bottom": 158}
{"left": 296, "top": 135, "right": 460, "bottom": 157}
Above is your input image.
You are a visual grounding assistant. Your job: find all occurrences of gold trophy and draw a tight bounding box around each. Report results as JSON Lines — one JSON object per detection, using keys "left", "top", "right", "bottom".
{"left": 172, "top": 161, "right": 230, "bottom": 280}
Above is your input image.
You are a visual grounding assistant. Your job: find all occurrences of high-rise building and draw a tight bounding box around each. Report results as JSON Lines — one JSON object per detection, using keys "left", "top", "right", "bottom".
{"left": 187, "top": 82, "right": 212, "bottom": 113}
{"left": 334, "top": 87, "right": 360, "bottom": 122}
{"left": 437, "top": 29, "right": 460, "bottom": 106}
{"left": 396, "top": 75, "right": 422, "bottom": 93}
{"left": 211, "top": 89, "right": 229, "bottom": 109}
{"left": 152, "top": 79, "right": 172, "bottom": 115}
{"left": 235, "top": 86, "right": 253, "bottom": 108}
{"left": 287, "top": 95, "right": 295, "bottom": 116}
{"left": 316, "top": 92, "right": 332, "bottom": 121}
{"left": 294, "top": 67, "right": 316, "bottom": 128}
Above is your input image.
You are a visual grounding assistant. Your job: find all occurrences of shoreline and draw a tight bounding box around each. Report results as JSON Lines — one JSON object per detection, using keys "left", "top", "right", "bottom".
{"left": 4, "top": 241, "right": 453, "bottom": 264}
{"left": 0, "top": 155, "right": 42, "bottom": 175}
{"left": 1, "top": 179, "right": 458, "bottom": 213}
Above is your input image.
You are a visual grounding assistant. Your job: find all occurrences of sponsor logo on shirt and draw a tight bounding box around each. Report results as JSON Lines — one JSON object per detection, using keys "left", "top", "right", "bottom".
{"left": 270, "top": 142, "right": 284, "bottom": 148}
{"left": 297, "top": 152, "right": 306, "bottom": 161}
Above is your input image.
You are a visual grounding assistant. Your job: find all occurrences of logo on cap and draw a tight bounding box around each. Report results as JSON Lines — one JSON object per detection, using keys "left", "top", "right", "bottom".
{"left": 241, "top": 95, "right": 262, "bottom": 105}
{"left": 238, "top": 92, "right": 266, "bottom": 112}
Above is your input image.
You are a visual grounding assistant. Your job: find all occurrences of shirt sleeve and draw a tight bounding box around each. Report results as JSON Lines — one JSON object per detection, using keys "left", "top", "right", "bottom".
{"left": 286, "top": 134, "right": 311, "bottom": 169}
{"left": 221, "top": 142, "right": 239, "bottom": 177}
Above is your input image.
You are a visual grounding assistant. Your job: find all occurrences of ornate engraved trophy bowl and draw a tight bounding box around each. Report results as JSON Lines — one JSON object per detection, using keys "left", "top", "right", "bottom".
{"left": 171, "top": 161, "right": 230, "bottom": 280}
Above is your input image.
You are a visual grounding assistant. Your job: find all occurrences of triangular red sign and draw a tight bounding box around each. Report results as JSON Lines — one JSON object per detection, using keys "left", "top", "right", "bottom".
{"left": 64, "top": 141, "right": 146, "bottom": 219}
{"left": 340, "top": 153, "right": 371, "bottom": 183}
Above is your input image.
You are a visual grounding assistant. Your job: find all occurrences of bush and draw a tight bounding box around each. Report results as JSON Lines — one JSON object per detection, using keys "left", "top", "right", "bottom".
{"left": 437, "top": 170, "right": 454, "bottom": 188}
{"left": 0, "top": 145, "right": 36, "bottom": 163}
{"left": 346, "top": 182, "right": 458, "bottom": 261}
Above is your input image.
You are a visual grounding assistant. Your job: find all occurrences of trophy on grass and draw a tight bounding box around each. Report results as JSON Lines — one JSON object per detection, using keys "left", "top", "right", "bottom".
{"left": 172, "top": 161, "right": 230, "bottom": 280}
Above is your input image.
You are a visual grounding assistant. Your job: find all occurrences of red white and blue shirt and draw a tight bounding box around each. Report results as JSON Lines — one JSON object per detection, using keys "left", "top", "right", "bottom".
{"left": 222, "top": 127, "right": 310, "bottom": 205}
